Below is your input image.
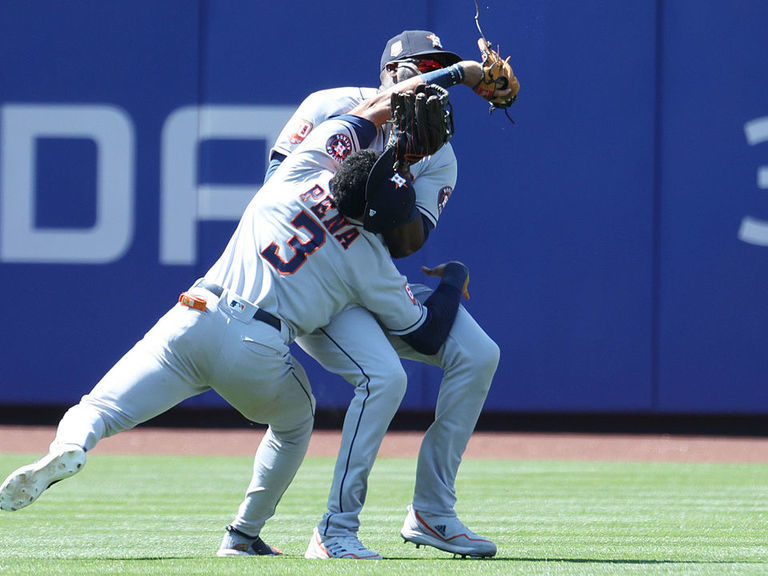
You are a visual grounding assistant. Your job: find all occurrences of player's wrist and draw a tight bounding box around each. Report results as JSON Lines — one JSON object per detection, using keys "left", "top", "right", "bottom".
{"left": 420, "top": 64, "right": 465, "bottom": 89}
{"left": 440, "top": 262, "right": 469, "bottom": 291}
{"left": 458, "top": 61, "right": 482, "bottom": 88}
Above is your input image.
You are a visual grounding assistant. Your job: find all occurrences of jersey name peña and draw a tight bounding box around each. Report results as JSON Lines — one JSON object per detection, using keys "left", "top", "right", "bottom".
{"left": 299, "top": 184, "right": 360, "bottom": 249}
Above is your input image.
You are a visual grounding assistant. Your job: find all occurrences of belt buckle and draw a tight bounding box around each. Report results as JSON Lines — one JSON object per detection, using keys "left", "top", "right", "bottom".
{"left": 179, "top": 292, "right": 207, "bottom": 312}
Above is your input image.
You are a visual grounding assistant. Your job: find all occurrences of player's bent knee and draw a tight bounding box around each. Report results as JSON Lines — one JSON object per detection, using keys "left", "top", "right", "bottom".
{"left": 272, "top": 415, "right": 314, "bottom": 447}
{"left": 481, "top": 339, "right": 500, "bottom": 390}
{"left": 458, "top": 333, "right": 500, "bottom": 374}
{"left": 347, "top": 351, "right": 404, "bottom": 384}
{"left": 480, "top": 338, "right": 501, "bottom": 374}
{"left": 363, "top": 357, "right": 407, "bottom": 389}
{"left": 367, "top": 365, "right": 408, "bottom": 403}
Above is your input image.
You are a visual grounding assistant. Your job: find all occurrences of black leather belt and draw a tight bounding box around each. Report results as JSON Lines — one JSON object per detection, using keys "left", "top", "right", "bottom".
{"left": 194, "top": 280, "right": 281, "bottom": 332}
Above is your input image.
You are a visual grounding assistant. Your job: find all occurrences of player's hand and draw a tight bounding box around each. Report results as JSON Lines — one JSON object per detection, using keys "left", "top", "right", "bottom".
{"left": 459, "top": 59, "right": 518, "bottom": 106}
{"left": 422, "top": 263, "right": 470, "bottom": 300}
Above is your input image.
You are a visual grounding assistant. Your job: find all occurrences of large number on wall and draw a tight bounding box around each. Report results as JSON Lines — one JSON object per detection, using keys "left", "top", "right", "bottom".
{"left": 738, "top": 117, "right": 768, "bottom": 246}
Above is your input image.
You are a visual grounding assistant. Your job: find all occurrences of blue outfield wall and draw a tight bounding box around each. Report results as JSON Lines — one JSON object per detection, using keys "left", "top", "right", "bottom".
{"left": 0, "top": 1, "right": 766, "bottom": 415}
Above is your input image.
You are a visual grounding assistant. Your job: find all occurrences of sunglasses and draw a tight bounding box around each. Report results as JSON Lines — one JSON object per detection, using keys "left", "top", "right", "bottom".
{"left": 396, "top": 58, "right": 446, "bottom": 73}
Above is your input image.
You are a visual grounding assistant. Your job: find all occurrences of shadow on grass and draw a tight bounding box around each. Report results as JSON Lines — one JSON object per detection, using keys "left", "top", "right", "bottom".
{"left": 52, "top": 555, "right": 766, "bottom": 565}
{"left": 384, "top": 556, "right": 765, "bottom": 564}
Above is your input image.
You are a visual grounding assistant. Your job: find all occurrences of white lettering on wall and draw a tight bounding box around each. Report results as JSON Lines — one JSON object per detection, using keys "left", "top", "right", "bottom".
{"left": 0, "top": 104, "right": 134, "bottom": 263}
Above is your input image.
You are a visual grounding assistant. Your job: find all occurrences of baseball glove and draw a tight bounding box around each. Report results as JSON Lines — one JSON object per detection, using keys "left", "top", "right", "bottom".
{"left": 473, "top": 37, "right": 520, "bottom": 109}
{"left": 388, "top": 83, "right": 454, "bottom": 170}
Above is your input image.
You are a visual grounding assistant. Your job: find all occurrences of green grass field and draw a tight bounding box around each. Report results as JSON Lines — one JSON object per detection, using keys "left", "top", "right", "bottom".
{"left": 0, "top": 453, "right": 766, "bottom": 575}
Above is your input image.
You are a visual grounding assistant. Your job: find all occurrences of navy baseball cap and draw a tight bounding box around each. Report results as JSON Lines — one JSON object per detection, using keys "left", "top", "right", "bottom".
{"left": 364, "top": 148, "right": 418, "bottom": 233}
{"left": 380, "top": 30, "right": 462, "bottom": 71}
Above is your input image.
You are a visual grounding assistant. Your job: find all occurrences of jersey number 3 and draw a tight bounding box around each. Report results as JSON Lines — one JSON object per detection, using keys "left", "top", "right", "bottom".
{"left": 261, "top": 211, "right": 326, "bottom": 275}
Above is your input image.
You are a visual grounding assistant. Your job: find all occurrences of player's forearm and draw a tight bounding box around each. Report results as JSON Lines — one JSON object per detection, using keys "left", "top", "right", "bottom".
{"left": 420, "top": 61, "right": 483, "bottom": 90}
{"left": 399, "top": 262, "right": 468, "bottom": 355}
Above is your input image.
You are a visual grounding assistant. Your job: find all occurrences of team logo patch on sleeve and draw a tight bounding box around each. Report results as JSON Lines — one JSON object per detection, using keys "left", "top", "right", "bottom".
{"left": 326, "top": 134, "right": 353, "bottom": 162}
{"left": 438, "top": 186, "right": 453, "bottom": 215}
{"left": 405, "top": 282, "right": 418, "bottom": 305}
{"left": 289, "top": 120, "right": 313, "bottom": 145}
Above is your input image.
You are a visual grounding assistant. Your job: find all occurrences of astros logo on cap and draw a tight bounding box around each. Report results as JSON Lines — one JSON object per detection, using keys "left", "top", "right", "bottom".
{"left": 426, "top": 33, "right": 442, "bottom": 48}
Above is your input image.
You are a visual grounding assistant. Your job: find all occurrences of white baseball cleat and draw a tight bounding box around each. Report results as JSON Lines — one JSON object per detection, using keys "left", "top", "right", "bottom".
{"left": 0, "top": 444, "right": 86, "bottom": 512}
{"left": 400, "top": 505, "right": 497, "bottom": 558}
{"left": 304, "top": 526, "right": 382, "bottom": 559}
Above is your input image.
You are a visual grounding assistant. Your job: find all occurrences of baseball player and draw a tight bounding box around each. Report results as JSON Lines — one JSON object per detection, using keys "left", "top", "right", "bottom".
{"left": 0, "top": 85, "right": 470, "bottom": 557}
{"left": 218, "top": 31, "right": 518, "bottom": 559}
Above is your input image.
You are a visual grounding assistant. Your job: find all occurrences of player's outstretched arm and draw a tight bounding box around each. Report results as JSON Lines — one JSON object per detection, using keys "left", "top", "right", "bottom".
{"left": 420, "top": 60, "right": 517, "bottom": 105}
{"left": 353, "top": 62, "right": 513, "bottom": 125}
{"left": 399, "top": 261, "right": 470, "bottom": 355}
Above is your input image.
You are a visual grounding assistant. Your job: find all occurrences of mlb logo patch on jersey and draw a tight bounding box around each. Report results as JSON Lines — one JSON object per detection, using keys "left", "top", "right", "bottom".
{"left": 390, "top": 173, "right": 407, "bottom": 188}
{"left": 229, "top": 299, "right": 246, "bottom": 312}
{"left": 326, "top": 133, "right": 353, "bottom": 162}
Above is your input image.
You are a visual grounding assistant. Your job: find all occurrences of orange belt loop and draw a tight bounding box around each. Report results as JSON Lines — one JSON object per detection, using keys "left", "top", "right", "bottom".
{"left": 179, "top": 292, "right": 207, "bottom": 312}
